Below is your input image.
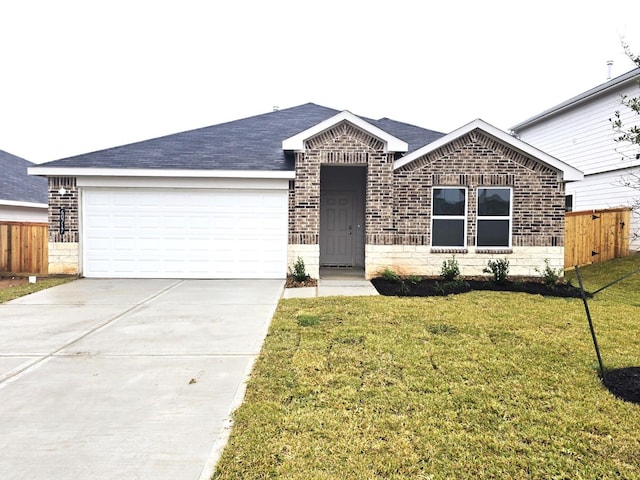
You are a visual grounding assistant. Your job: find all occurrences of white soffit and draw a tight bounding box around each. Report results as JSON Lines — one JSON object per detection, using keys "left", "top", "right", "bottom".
{"left": 0, "top": 199, "right": 48, "bottom": 209}
{"left": 394, "top": 118, "right": 584, "bottom": 182}
{"left": 282, "top": 111, "right": 408, "bottom": 153}
{"left": 28, "top": 167, "right": 295, "bottom": 180}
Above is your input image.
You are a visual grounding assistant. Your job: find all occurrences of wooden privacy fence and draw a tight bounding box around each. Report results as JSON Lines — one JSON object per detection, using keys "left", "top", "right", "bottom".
{"left": 565, "top": 207, "right": 631, "bottom": 269}
{"left": 0, "top": 222, "right": 48, "bottom": 275}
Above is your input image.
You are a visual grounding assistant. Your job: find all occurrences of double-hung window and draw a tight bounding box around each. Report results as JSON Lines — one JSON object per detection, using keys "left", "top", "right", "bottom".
{"left": 432, "top": 187, "right": 467, "bottom": 247}
{"left": 476, "top": 188, "right": 512, "bottom": 248}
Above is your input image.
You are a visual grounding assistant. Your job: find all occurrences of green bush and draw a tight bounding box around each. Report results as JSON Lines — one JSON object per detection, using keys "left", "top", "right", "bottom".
{"left": 535, "top": 258, "right": 563, "bottom": 288}
{"left": 440, "top": 256, "right": 460, "bottom": 281}
{"left": 381, "top": 267, "right": 402, "bottom": 283}
{"left": 483, "top": 258, "right": 510, "bottom": 284}
{"left": 291, "top": 257, "right": 309, "bottom": 282}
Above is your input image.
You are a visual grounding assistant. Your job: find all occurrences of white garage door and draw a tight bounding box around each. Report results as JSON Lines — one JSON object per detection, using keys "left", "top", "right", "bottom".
{"left": 82, "top": 188, "right": 288, "bottom": 278}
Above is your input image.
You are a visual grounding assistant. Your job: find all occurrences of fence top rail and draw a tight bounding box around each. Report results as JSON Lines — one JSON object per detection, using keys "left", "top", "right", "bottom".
{"left": 0, "top": 221, "right": 48, "bottom": 227}
{"left": 566, "top": 207, "right": 632, "bottom": 217}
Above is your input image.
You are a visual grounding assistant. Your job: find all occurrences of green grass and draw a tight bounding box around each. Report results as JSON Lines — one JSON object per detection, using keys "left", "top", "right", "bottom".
{"left": 214, "top": 254, "right": 640, "bottom": 479}
{"left": 0, "top": 276, "right": 75, "bottom": 303}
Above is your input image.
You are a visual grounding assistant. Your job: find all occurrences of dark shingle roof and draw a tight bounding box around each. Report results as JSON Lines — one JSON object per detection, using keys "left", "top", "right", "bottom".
{"left": 0, "top": 150, "right": 48, "bottom": 204}
{"left": 37, "top": 103, "right": 445, "bottom": 171}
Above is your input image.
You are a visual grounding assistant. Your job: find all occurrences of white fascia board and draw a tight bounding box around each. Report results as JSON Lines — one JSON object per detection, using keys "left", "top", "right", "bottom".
{"left": 28, "top": 167, "right": 295, "bottom": 180}
{"left": 0, "top": 199, "right": 48, "bottom": 209}
{"left": 394, "top": 118, "right": 584, "bottom": 182}
{"left": 282, "top": 110, "right": 408, "bottom": 153}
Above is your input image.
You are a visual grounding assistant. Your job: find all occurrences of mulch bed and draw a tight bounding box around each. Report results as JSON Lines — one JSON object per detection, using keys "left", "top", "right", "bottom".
{"left": 285, "top": 275, "right": 318, "bottom": 288}
{"left": 371, "top": 277, "right": 588, "bottom": 298}
{"left": 602, "top": 367, "right": 640, "bottom": 404}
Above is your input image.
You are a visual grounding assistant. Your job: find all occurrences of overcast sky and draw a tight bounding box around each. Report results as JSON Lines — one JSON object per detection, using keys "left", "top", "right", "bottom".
{"left": 1, "top": 0, "right": 639, "bottom": 163}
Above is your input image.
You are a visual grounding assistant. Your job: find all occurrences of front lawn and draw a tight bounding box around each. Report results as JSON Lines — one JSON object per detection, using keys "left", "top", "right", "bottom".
{"left": 213, "top": 255, "right": 640, "bottom": 479}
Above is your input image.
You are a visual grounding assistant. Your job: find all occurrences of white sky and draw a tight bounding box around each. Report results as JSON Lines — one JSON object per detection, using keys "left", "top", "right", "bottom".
{"left": 1, "top": 0, "right": 639, "bottom": 163}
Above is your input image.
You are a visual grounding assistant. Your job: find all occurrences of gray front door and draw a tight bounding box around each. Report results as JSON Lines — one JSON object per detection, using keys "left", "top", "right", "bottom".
{"left": 320, "top": 191, "right": 354, "bottom": 266}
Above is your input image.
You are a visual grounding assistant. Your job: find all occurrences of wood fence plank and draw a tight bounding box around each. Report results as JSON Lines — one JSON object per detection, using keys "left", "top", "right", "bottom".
{"left": 0, "top": 222, "right": 48, "bottom": 275}
{"left": 564, "top": 208, "right": 632, "bottom": 269}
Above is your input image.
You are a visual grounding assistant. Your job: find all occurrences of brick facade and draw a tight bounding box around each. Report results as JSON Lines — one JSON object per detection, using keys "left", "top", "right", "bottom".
{"left": 393, "top": 131, "right": 565, "bottom": 248}
{"left": 288, "top": 121, "right": 395, "bottom": 246}
{"left": 288, "top": 125, "right": 566, "bottom": 278}
{"left": 47, "top": 177, "right": 80, "bottom": 275}
{"left": 48, "top": 177, "right": 79, "bottom": 243}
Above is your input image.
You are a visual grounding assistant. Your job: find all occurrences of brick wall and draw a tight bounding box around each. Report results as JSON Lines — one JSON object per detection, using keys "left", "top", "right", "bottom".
{"left": 48, "top": 177, "right": 79, "bottom": 243}
{"left": 393, "top": 131, "right": 565, "bottom": 248}
{"left": 288, "top": 121, "right": 394, "bottom": 244}
{"left": 47, "top": 177, "right": 80, "bottom": 274}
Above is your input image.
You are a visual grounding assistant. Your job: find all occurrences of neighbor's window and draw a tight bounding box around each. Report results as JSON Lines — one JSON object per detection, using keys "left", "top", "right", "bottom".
{"left": 432, "top": 187, "right": 467, "bottom": 247}
{"left": 565, "top": 194, "right": 574, "bottom": 212}
{"left": 476, "top": 187, "right": 512, "bottom": 248}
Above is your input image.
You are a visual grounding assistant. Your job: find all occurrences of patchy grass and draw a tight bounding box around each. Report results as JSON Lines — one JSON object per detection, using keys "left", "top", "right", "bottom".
{"left": 0, "top": 276, "right": 75, "bottom": 303}
{"left": 213, "top": 255, "right": 640, "bottom": 479}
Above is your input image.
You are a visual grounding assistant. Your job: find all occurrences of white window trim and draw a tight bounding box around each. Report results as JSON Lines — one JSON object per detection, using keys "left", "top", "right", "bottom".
{"left": 431, "top": 186, "right": 468, "bottom": 248}
{"left": 476, "top": 187, "right": 513, "bottom": 249}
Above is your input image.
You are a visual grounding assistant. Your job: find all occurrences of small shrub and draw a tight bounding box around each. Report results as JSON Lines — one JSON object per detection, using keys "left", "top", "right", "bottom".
{"left": 535, "top": 258, "right": 563, "bottom": 288}
{"left": 381, "top": 267, "right": 402, "bottom": 283}
{"left": 483, "top": 258, "right": 510, "bottom": 284}
{"left": 291, "top": 257, "right": 309, "bottom": 282}
{"left": 407, "top": 275, "right": 421, "bottom": 285}
{"left": 440, "top": 256, "right": 460, "bottom": 281}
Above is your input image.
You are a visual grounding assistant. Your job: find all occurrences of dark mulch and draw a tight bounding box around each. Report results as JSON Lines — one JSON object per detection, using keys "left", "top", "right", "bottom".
{"left": 602, "top": 367, "right": 640, "bottom": 404}
{"left": 371, "top": 277, "right": 588, "bottom": 298}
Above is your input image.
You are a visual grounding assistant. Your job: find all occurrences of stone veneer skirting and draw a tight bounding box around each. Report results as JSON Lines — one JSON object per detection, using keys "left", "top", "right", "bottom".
{"left": 48, "top": 242, "right": 80, "bottom": 275}
{"left": 365, "top": 245, "right": 564, "bottom": 279}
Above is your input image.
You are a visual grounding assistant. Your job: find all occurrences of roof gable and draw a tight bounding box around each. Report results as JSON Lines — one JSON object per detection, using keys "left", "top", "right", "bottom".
{"left": 394, "top": 119, "right": 583, "bottom": 182}
{"left": 282, "top": 111, "right": 408, "bottom": 153}
{"left": 0, "top": 149, "right": 48, "bottom": 205}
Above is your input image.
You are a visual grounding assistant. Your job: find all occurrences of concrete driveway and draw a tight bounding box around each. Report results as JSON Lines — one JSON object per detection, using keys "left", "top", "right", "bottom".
{"left": 0, "top": 278, "right": 284, "bottom": 480}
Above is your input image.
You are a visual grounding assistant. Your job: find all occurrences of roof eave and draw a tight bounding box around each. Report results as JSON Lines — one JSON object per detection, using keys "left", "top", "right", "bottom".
{"left": 511, "top": 67, "right": 640, "bottom": 131}
{"left": 0, "top": 199, "right": 48, "bottom": 209}
{"left": 28, "top": 167, "right": 296, "bottom": 180}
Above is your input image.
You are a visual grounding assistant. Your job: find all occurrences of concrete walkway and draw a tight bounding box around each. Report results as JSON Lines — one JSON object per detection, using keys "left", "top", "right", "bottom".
{"left": 0, "top": 279, "right": 283, "bottom": 480}
{"left": 282, "top": 269, "right": 379, "bottom": 298}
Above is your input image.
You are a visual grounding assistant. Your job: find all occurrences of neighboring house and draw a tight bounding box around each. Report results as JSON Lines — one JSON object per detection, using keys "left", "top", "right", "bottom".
{"left": 29, "top": 103, "right": 581, "bottom": 280}
{"left": 0, "top": 149, "right": 48, "bottom": 222}
{"left": 511, "top": 67, "right": 640, "bottom": 251}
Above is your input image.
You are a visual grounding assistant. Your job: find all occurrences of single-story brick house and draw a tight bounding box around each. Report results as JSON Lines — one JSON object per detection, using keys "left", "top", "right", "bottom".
{"left": 29, "top": 103, "right": 582, "bottom": 279}
{"left": 0, "top": 149, "right": 48, "bottom": 222}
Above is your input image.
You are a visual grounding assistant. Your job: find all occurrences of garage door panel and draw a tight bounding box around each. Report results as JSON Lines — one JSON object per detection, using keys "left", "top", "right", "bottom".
{"left": 82, "top": 188, "right": 287, "bottom": 278}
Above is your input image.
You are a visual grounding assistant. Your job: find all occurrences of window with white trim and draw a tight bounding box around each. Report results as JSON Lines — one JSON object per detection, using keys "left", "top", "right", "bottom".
{"left": 476, "top": 187, "right": 512, "bottom": 248}
{"left": 432, "top": 187, "right": 467, "bottom": 247}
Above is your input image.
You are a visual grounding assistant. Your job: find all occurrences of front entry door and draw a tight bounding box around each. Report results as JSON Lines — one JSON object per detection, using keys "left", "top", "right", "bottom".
{"left": 320, "top": 191, "right": 354, "bottom": 266}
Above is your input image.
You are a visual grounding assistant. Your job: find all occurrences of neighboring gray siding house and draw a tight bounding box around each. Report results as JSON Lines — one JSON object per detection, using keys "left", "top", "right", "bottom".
{"left": 0, "top": 150, "right": 48, "bottom": 222}
{"left": 511, "top": 67, "right": 640, "bottom": 250}
{"left": 29, "top": 103, "right": 581, "bottom": 279}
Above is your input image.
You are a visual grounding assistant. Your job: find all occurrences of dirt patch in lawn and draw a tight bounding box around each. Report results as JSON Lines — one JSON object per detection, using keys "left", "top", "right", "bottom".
{"left": 0, "top": 277, "right": 30, "bottom": 289}
{"left": 371, "top": 277, "right": 587, "bottom": 298}
{"left": 603, "top": 367, "right": 640, "bottom": 404}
